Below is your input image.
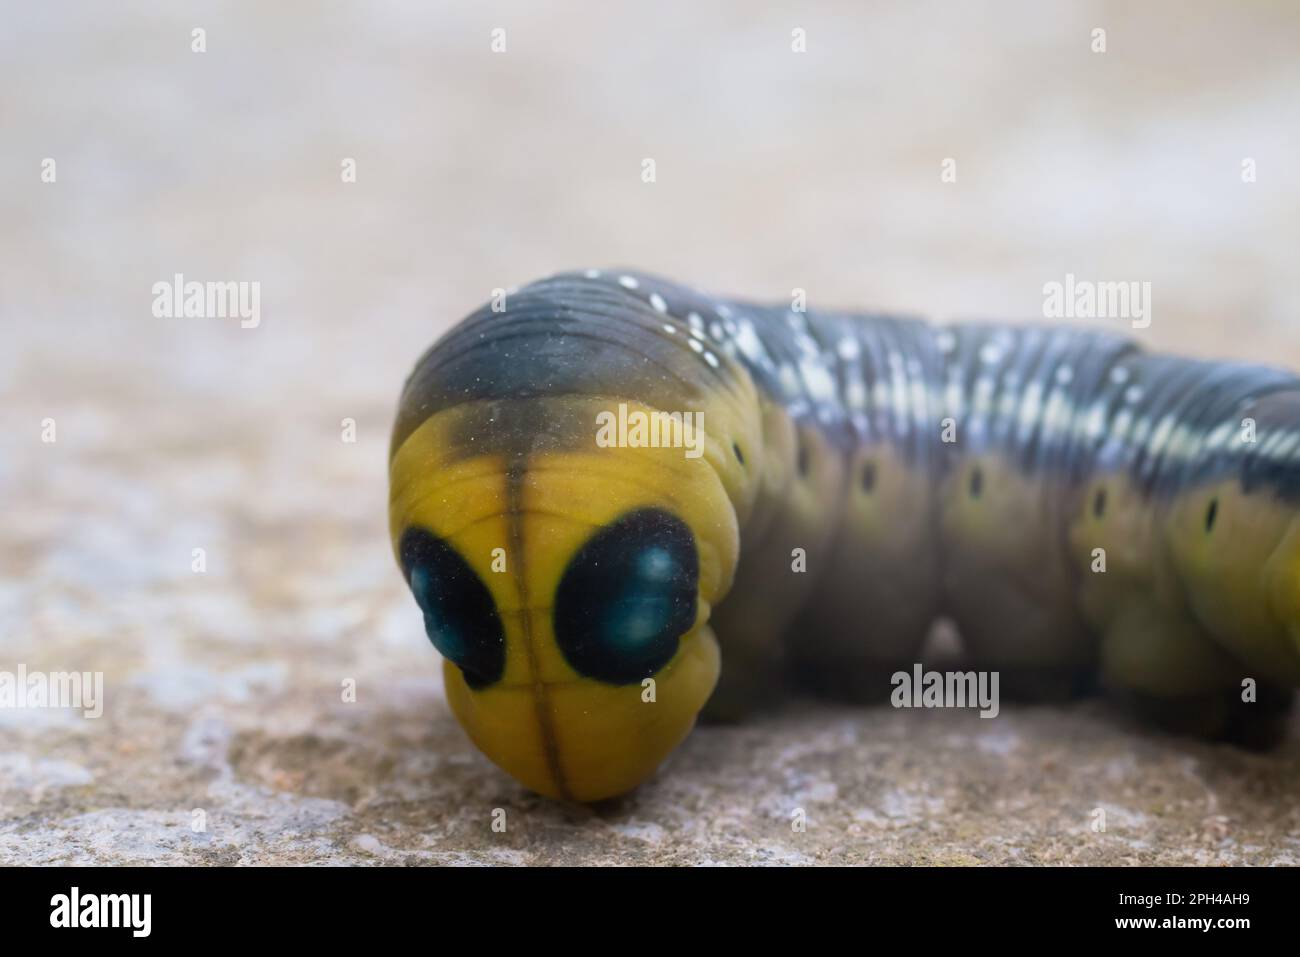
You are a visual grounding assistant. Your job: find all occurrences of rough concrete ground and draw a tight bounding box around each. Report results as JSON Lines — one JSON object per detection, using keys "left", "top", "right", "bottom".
{"left": 4, "top": 344, "right": 1299, "bottom": 866}
{"left": 3, "top": 1, "right": 1299, "bottom": 864}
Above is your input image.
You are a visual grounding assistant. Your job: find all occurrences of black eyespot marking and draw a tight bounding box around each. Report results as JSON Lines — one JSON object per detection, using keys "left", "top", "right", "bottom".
{"left": 733, "top": 442, "right": 745, "bottom": 466}
{"left": 861, "top": 461, "right": 876, "bottom": 493}
{"left": 553, "top": 508, "right": 699, "bottom": 685}
{"left": 1205, "top": 498, "right": 1218, "bottom": 533}
{"left": 969, "top": 467, "right": 983, "bottom": 499}
{"left": 1093, "top": 488, "right": 1107, "bottom": 518}
{"left": 797, "top": 442, "right": 809, "bottom": 477}
{"left": 400, "top": 527, "right": 505, "bottom": 689}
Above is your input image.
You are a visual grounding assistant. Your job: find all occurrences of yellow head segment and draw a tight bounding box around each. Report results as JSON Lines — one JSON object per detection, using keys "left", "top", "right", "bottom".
{"left": 389, "top": 394, "right": 753, "bottom": 801}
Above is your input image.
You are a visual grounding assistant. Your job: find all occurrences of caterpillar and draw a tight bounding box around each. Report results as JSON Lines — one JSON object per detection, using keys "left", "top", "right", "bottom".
{"left": 388, "top": 269, "right": 1300, "bottom": 802}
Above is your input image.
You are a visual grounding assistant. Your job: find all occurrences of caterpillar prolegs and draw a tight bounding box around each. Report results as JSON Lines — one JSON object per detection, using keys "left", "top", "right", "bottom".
{"left": 388, "top": 270, "right": 1300, "bottom": 801}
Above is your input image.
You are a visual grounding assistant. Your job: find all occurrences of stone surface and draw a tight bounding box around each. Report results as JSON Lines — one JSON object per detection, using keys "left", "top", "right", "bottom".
{"left": 3, "top": 1, "right": 1299, "bottom": 864}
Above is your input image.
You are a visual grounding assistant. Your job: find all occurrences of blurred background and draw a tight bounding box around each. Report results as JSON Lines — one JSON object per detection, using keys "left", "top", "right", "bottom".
{"left": 2, "top": 1, "right": 1298, "bottom": 864}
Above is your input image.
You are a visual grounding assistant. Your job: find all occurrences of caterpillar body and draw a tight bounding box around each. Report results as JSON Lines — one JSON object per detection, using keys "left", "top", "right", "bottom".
{"left": 389, "top": 269, "right": 1300, "bottom": 801}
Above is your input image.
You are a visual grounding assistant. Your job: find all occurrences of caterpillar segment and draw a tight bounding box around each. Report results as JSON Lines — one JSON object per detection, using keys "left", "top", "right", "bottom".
{"left": 389, "top": 269, "right": 1300, "bottom": 800}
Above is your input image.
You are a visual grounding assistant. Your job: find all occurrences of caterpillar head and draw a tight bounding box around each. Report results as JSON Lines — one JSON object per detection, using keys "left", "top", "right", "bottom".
{"left": 389, "top": 394, "right": 755, "bottom": 801}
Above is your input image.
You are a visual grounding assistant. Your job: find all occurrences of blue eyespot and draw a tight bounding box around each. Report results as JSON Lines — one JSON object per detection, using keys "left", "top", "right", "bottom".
{"left": 553, "top": 509, "right": 699, "bottom": 684}
{"left": 400, "top": 527, "right": 505, "bottom": 689}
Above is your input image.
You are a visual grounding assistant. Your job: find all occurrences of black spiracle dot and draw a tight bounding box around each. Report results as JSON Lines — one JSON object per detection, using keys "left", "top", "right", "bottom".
{"left": 860, "top": 461, "right": 876, "bottom": 493}
{"left": 732, "top": 442, "right": 745, "bottom": 466}
{"left": 1093, "top": 488, "right": 1107, "bottom": 518}
{"left": 1205, "top": 497, "right": 1219, "bottom": 533}
{"left": 969, "top": 467, "right": 983, "bottom": 499}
